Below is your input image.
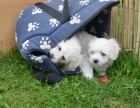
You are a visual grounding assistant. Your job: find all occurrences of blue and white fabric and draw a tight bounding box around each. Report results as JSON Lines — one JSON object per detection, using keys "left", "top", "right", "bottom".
{"left": 15, "top": 0, "right": 119, "bottom": 76}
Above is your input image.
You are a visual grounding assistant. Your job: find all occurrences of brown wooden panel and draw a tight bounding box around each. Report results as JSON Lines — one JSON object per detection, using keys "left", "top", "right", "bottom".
{"left": 0, "top": 0, "right": 46, "bottom": 53}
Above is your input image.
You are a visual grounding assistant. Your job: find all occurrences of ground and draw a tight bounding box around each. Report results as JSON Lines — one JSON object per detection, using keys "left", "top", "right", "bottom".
{"left": 0, "top": 49, "right": 140, "bottom": 108}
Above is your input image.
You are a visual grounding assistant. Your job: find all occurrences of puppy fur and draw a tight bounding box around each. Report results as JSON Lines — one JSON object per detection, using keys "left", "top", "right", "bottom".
{"left": 50, "top": 30, "right": 121, "bottom": 78}
{"left": 76, "top": 31, "right": 97, "bottom": 54}
{"left": 81, "top": 37, "right": 121, "bottom": 79}
{"left": 50, "top": 36, "right": 81, "bottom": 71}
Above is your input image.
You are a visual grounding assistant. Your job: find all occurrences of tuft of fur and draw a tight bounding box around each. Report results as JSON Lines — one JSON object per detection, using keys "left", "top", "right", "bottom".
{"left": 76, "top": 31, "right": 97, "bottom": 54}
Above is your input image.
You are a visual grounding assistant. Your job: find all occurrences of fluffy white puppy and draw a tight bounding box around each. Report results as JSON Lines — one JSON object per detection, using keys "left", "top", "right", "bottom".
{"left": 50, "top": 36, "right": 81, "bottom": 71}
{"left": 81, "top": 37, "right": 121, "bottom": 79}
{"left": 76, "top": 31, "right": 97, "bottom": 54}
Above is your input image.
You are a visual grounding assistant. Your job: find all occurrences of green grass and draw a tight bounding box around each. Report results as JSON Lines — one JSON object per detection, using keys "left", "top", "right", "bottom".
{"left": 0, "top": 49, "right": 140, "bottom": 108}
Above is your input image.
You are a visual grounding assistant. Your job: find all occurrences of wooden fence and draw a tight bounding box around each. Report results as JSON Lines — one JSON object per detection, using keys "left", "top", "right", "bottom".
{"left": 111, "top": 0, "right": 140, "bottom": 56}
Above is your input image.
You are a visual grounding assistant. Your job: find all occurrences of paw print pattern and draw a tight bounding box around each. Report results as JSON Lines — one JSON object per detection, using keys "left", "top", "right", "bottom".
{"left": 98, "top": 17, "right": 103, "bottom": 25}
{"left": 49, "top": 19, "right": 60, "bottom": 27}
{"left": 20, "top": 50, "right": 26, "bottom": 59}
{"left": 22, "top": 40, "right": 29, "bottom": 50}
{"left": 31, "top": 55, "right": 44, "bottom": 63}
{"left": 40, "top": 37, "right": 51, "bottom": 49}
{"left": 32, "top": 7, "right": 42, "bottom": 15}
{"left": 99, "top": 0, "right": 110, "bottom": 2}
{"left": 34, "top": 66, "right": 42, "bottom": 70}
{"left": 70, "top": 14, "right": 81, "bottom": 25}
{"left": 28, "top": 22, "right": 39, "bottom": 31}
{"left": 18, "top": 10, "right": 24, "bottom": 19}
{"left": 90, "top": 26, "right": 96, "bottom": 34}
{"left": 103, "top": 9, "right": 109, "bottom": 14}
{"left": 102, "top": 32, "right": 109, "bottom": 39}
{"left": 79, "top": 0, "right": 90, "bottom": 6}
{"left": 58, "top": 5, "right": 63, "bottom": 11}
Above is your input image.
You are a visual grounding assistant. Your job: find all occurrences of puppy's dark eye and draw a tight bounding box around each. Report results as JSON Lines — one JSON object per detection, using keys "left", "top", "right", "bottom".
{"left": 91, "top": 51, "right": 94, "bottom": 54}
{"left": 58, "top": 47, "right": 61, "bottom": 51}
{"left": 61, "top": 56, "right": 65, "bottom": 60}
{"left": 101, "top": 52, "right": 106, "bottom": 56}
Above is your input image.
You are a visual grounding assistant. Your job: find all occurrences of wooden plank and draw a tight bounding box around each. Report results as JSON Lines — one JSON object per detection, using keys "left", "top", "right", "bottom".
{"left": 0, "top": 31, "right": 16, "bottom": 53}
{"left": 111, "top": 8, "right": 115, "bottom": 38}
{"left": 0, "top": 0, "right": 46, "bottom": 53}
{"left": 134, "top": 0, "right": 139, "bottom": 53}
{"left": 119, "top": 0, "right": 123, "bottom": 47}
{"left": 136, "top": 0, "right": 140, "bottom": 56}
{"left": 110, "top": 7, "right": 116, "bottom": 38}
{"left": 128, "top": 0, "right": 133, "bottom": 49}
{"left": 0, "top": 0, "right": 46, "bottom": 9}
{"left": 110, "top": 9, "right": 113, "bottom": 37}
{"left": 123, "top": 0, "right": 129, "bottom": 48}
{"left": 114, "top": 7, "right": 117, "bottom": 39}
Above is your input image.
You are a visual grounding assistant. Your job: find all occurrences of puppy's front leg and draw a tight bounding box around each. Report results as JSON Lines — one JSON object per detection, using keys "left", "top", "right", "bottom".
{"left": 81, "top": 62, "right": 93, "bottom": 79}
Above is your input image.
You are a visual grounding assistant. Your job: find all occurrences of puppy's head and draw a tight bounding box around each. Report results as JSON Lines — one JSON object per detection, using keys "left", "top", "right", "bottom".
{"left": 88, "top": 38, "right": 121, "bottom": 66}
{"left": 50, "top": 37, "right": 81, "bottom": 65}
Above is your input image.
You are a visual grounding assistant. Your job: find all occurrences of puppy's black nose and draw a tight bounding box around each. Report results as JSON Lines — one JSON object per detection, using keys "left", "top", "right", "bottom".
{"left": 51, "top": 54, "right": 54, "bottom": 59}
{"left": 93, "top": 59, "right": 98, "bottom": 63}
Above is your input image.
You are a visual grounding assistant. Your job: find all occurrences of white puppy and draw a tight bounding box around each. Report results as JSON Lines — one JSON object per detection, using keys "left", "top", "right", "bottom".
{"left": 81, "top": 37, "right": 121, "bottom": 79}
{"left": 76, "top": 31, "right": 97, "bottom": 54}
{"left": 50, "top": 36, "right": 81, "bottom": 71}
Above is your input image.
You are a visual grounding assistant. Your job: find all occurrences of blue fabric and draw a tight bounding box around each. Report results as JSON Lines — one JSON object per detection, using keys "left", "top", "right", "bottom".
{"left": 15, "top": 0, "right": 119, "bottom": 75}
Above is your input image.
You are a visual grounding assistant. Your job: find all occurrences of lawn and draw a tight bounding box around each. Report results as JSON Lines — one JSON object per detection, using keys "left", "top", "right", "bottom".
{"left": 0, "top": 49, "right": 140, "bottom": 108}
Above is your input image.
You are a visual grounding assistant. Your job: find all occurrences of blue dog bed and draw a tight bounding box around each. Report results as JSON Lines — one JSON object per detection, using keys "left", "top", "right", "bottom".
{"left": 15, "top": 0, "right": 119, "bottom": 84}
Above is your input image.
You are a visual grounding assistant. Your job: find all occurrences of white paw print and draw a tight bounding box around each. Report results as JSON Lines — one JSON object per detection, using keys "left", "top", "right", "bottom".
{"left": 103, "top": 9, "right": 109, "bottom": 14}
{"left": 70, "top": 14, "right": 81, "bottom": 25}
{"left": 18, "top": 10, "right": 24, "bottom": 19}
{"left": 98, "top": 18, "right": 103, "bottom": 25}
{"left": 49, "top": 19, "right": 60, "bottom": 27}
{"left": 99, "top": 0, "right": 110, "bottom": 2}
{"left": 22, "top": 40, "right": 29, "bottom": 50}
{"left": 34, "top": 66, "right": 42, "bottom": 70}
{"left": 90, "top": 26, "right": 96, "bottom": 34}
{"left": 79, "top": 0, "right": 89, "bottom": 6}
{"left": 20, "top": 50, "right": 26, "bottom": 59}
{"left": 102, "top": 32, "right": 109, "bottom": 39}
{"left": 31, "top": 55, "right": 44, "bottom": 63}
{"left": 40, "top": 37, "right": 51, "bottom": 49}
{"left": 58, "top": 5, "right": 63, "bottom": 11}
{"left": 28, "top": 22, "right": 39, "bottom": 31}
{"left": 15, "top": 32, "right": 17, "bottom": 42}
{"left": 32, "top": 7, "right": 42, "bottom": 15}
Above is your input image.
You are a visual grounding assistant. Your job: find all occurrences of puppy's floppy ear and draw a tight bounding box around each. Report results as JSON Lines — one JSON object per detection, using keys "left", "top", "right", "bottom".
{"left": 108, "top": 38, "right": 121, "bottom": 60}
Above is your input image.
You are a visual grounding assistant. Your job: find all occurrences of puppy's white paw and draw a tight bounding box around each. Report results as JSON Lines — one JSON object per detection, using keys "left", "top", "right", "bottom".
{"left": 83, "top": 72, "right": 93, "bottom": 79}
{"left": 80, "top": 58, "right": 93, "bottom": 79}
